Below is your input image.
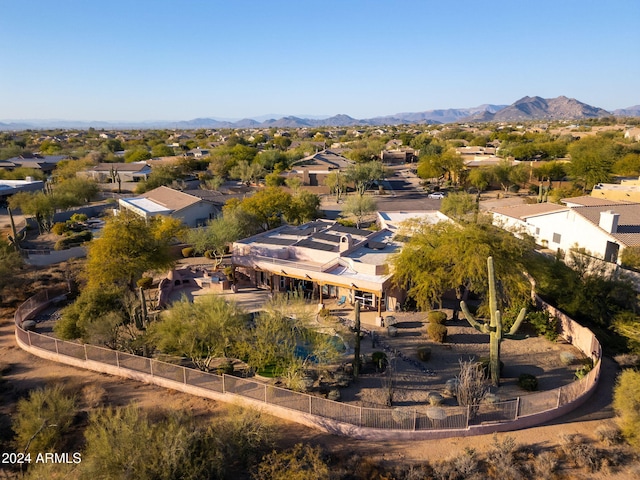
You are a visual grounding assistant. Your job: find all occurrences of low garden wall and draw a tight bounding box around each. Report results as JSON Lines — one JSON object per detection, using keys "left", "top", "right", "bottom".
{"left": 14, "top": 289, "right": 601, "bottom": 440}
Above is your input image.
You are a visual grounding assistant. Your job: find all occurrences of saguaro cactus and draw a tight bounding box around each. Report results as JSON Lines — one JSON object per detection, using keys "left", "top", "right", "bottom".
{"left": 7, "top": 206, "right": 26, "bottom": 251}
{"left": 460, "top": 256, "right": 526, "bottom": 386}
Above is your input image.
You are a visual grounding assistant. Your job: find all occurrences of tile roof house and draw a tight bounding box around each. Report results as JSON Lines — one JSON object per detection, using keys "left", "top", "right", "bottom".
{"left": 491, "top": 199, "right": 640, "bottom": 263}
{"left": 232, "top": 220, "right": 408, "bottom": 324}
{"left": 287, "top": 149, "right": 354, "bottom": 186}
{"left": 2, "top": 154, "right": 68, "bottom": 174}
{"left": 79, "top": 162, "right": 152, "bottom": 183}
{"left": 118, "top": 186, "right": 218, "bottom": 227}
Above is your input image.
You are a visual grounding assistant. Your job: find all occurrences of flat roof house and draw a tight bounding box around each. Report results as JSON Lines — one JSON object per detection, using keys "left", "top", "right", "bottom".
{"left": 118, "top": 186, "right": 218, "bottom": 227}
{"left": 232, "top": 220, "right": 405, "bottom": 324}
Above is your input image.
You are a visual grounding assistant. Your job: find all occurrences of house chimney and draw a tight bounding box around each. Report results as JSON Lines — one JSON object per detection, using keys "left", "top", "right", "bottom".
{"left": 599, "top": 210, "right": 619, "bottom": 234}
{"left": 339, "top": 234, "right": 353, "bottom": 253}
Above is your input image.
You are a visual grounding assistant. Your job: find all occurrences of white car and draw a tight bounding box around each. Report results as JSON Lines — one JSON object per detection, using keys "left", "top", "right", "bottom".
{"left": 428, "top": 192, "right": 445, "bottom": 199}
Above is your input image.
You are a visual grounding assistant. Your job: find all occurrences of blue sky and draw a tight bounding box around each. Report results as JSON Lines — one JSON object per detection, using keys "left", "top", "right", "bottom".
{"left": 1, "top": 0, "right": 638, "bottom": 122}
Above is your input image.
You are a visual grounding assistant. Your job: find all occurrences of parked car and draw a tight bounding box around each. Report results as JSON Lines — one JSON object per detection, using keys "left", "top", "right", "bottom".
{"left": 428, "top": 192, "right": 446, "bottom": 199}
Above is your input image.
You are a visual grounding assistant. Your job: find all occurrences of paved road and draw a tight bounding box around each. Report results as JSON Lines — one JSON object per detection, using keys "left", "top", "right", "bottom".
{"left": 321, "top": 166, "right": 442, "bottom": 219}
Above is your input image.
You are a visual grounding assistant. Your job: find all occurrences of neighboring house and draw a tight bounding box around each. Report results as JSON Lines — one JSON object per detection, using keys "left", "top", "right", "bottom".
{"left": 623, "top": 127, "right": 640, "bottom": 142}
{"left": 287, "top": 149, "right": 354, "bottom": 186}
{"left": 491, "top": 197, "right": 640, "bottom": 264}
{"left": 118, "top": 186, "right": 218, "bottom": 227}
{"left": 0, "top": 178, "right": 45, "bottom": 205}
{"left": 591, "top": 177, "right": 640, "bottom": 203}
{"left": 2, "top": 154, "right": 68, "bottom": 174}
{"left": 377, "top": 210, "right": 450, "bottom": 233}
{"left": 380, "top": 148, "right": 418, "bottom": 164}
{"left": 454, "top": 146, "right": 506, "bottom": 169}
{"left": 232, "top": 220, "right": 407, "bottom": 323}
{"left": 79, "top": 162, "right": 152, "bottom": 183}
{"left": 186, "top": 148, "right": 209, "bottom": 158}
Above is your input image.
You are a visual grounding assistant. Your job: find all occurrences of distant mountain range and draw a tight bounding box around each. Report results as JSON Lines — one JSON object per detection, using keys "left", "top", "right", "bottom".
{"left": 1, "top": 96, "right": 638, "bottom": 130}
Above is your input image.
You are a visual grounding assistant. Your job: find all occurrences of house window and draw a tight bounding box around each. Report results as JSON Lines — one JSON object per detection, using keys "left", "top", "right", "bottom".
{"left": 280, "top": 276, "right": 286, "bottom": 289}
{"left": 535, "top": 227, "right": 540, "bottom": 235}
{"left": 552, "top": 233, "right": 561, "bottom": 244}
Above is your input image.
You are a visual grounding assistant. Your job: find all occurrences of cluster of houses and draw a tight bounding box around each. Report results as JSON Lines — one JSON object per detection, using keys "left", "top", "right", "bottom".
{"left": 3, "top": 128, "right": 640, "bottom": 307}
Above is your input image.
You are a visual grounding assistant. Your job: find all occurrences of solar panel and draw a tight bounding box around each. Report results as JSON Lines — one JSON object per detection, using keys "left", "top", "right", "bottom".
{"left": 258, "top": 237, "right": 298, "bottom": 246}
{"left": 312, "top": 232, "right": 341, "bottom": 243}
{"left": 329, "top": 224, "right": 370, "bottom": 236}
{"left": 295, "top": 239, "right": 335, "bottom": 251}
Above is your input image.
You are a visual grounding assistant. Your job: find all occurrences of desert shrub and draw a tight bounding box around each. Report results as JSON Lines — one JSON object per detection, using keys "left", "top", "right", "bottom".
{"left": 456, "top": 360, "right": 487, "bottom": 418}
{"left": 526, "top": 310, "right": 558, "bottom": 341}
{"left": 70, "top": 213, "right": 88, "bottom": 223}
{"left": 427, "top": 392, "right": 444, "bottom": 406}
{"left": 427, "top": 323, "right": 447, "bottom": 343}
{"left": 53, "top": 230, "right": 92, "bottom": 250}
{"left": 51, "top": 222, "right": 67, "bottom": 235}
{"left": 427, "top": 310, "right": 447, "bottom": 324}
{"left": 574, "top": 358, "right": 594, "bottom": 380}
{"left": 613, "top": 369, "right": 640, "bottom": 449}
{"left": 204, "top": 250, "right": 214, "bottom": 259}
{"left": 82, "top": 384, "right": 107, "bottom": 409}
{"left": 254, "top": 443, "right": 330, "bottom": 480}
{"left": 137, "top": 276, "right": 153, "bottom": 289}
{"left": 594, "top": 424, "right": 622, "bottom": 446}
{"left": 517, "top": 373, "right": 538, "bottom": 391}
{"left": 13, "top": 385, "right": 77, "bottom": 455}
{"left": 82, "top": 404, "right": 275, "bottom": 479}
{"left": 532, "top": 451, "right": 558, "bottom": 480}
{"left": 371, "top": 351, "right": 388, "bottom": 370}
{"left": 417, "top": 346, "right": 432, "bottom": 361}
{"left": 216, "top": 359, "right": 235, "bottom": 375}
{"left": 561, "top": 440, "right": 603, "bottom": 472}
{"left": 483, "top": 393, "right": 500, "bottom": 405}
{"left": 181, "top": 246, "right": 195, "bottom": 258}
{"left": 53, "top": 312, "right": 83, "bottom": 339}
{"left": 433, "top": 448, "right": 481, "bottom": 480}
{"left": 613, "top": 353, "right": 640, "bottom": 368}
{"left": 560, "top": 351, "right": 578, "bottom": 365}
{"left": 486, "top": 435, "right": 523, "bottom": 480}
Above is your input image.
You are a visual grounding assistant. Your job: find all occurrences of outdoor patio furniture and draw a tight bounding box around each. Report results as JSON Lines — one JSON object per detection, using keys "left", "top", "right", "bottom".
{"left": 336, "top": 295, "right": 347, "bottom": 306}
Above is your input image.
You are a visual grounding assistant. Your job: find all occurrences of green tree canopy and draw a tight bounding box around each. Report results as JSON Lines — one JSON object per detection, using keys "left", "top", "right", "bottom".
{"left": 150, "top": 143, "right": 175, "bottom": 157}
{"left": 185, "top": 216, "right": 241, "bottom": 267}
{"left": 341, "top": 194, "right": 377, "bottom": 228}
{"left": 135, "top": 165, "right": 181, "bottom": 193}
{"left": 238, "top": 187, "right": 292, "bottom": 231}
{"left": 440, "top": 192, "right": 476, "bottom": 221}
{"left": 324, "top": 170, "right": 347, "bottom": 202}
{"left": 229, "top": 160, "right": 266, "bottom": 186}
{"left": 83, "top": 210, "right": 179, "bottom": 289}
{"left": 124, "top": 148, "right": 152, "bottom": 163}
{"left": 150, "top": 294, "right": 248, "bottom": 371}
{"left": 345, "top": 161, "right": 387, "bottom": 196}
{"left": 8, "top": 190, "right": 57, "bottom": 234}
{"left": 392, "top": 221, "right": 534, "bottom": 316}
{"left": 287, "top": 190, "right": 321, "bottom": 225}
{"left": 567, "top": 136, "right": 619, "bottom": 190}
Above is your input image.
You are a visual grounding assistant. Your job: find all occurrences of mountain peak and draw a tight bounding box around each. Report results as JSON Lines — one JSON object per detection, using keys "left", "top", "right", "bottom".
{"left": 464, "top": 95, "right": 610, "bottom": 122}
